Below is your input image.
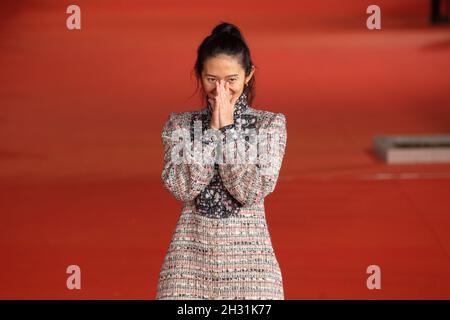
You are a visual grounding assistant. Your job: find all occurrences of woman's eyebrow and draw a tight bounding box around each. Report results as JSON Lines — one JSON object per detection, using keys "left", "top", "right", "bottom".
{"left": 206, "top": 74, "right": 239, "bottom": 78}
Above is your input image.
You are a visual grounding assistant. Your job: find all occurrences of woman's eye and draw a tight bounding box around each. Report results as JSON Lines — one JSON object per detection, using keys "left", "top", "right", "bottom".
{"left": 206, "top": 78, "right": 236, "bottom": 83}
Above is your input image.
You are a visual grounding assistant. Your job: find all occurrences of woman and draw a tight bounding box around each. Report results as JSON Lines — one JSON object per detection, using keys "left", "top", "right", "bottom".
{"left": 156, "top": 22, "right": 287, "bottom": 300}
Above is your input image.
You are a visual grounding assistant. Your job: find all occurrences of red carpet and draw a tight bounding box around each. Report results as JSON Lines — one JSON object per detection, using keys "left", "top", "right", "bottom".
{"left": 1, "top": 0, "right": 449, "bottom": 299}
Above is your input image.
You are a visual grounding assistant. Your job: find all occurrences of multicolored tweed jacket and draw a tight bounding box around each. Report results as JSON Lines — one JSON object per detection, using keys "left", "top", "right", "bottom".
{"left": 157, "top": 91, "right": 287, "bottom": 299}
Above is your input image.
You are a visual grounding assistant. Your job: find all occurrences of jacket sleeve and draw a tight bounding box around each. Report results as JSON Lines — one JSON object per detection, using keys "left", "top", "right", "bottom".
{"left": 217, "top": 112, "right": 287, "bottom": 206}
{"left": 161, "top": 112, "right": 217, "bottom": 202}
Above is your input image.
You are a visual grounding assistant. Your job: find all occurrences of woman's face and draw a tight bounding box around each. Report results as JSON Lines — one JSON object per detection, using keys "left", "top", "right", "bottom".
{"left": 201, "top": 54, "right": 254, "bottom": 103}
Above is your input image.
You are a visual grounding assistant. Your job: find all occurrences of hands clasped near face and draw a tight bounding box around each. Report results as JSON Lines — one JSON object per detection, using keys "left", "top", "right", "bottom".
{"left": 208, "top": 79, "right": 240, "bottom": 130}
